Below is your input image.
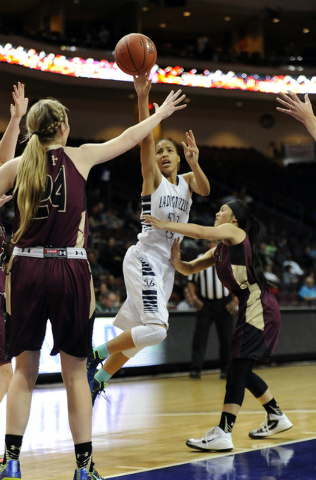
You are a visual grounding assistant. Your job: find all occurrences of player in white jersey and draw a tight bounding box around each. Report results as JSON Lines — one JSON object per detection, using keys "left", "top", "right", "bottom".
{"left": 87, "top": 74, "right": 210, "bottom": 403}
{"left": 0, "top": 82, "right": 28, "bottom": 405}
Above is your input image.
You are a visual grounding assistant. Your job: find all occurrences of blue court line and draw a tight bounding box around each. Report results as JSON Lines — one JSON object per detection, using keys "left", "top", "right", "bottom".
{"left": 107, "top": 438, "right": 316, "bottom": 479}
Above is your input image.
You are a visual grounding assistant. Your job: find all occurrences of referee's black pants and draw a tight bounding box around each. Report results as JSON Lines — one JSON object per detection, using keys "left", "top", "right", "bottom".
{"left": 191, "top": 297, "right": 234, "bottom": 373}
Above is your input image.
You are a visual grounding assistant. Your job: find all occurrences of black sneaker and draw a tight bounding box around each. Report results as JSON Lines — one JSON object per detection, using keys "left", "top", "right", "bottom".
{"left": 91, "top": 378, "right": 109, "bottom": 406}
{"left": 189, "top": 370, "right": 201, "bottom": 379}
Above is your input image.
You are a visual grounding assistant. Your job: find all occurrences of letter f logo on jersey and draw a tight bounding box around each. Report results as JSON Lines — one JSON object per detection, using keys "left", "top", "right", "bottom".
{"left": 144, "top": 277, "right": 156, "bottom": 289}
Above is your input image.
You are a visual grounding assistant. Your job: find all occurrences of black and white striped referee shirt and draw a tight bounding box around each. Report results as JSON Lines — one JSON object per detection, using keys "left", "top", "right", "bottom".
{"left": 188, "top": 257, "right": 229, "bottom": 300}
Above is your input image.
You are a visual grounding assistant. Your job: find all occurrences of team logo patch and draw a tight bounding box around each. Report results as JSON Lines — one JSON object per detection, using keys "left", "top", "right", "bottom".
{"left": 144, "top": 277, "right": 156, "bottom": 289}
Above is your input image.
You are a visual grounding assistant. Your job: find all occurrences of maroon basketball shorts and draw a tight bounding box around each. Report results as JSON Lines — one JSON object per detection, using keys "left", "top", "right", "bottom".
{"left": 0, "top": 294, "right": 10, "bottom": 364}
{"left": 6, "top": 256, "right": 95, "bottom": 359}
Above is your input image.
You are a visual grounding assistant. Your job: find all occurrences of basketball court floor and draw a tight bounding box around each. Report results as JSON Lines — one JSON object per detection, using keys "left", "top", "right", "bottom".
{"left": 0, "top": 362, "right": 315, "bottom": 479}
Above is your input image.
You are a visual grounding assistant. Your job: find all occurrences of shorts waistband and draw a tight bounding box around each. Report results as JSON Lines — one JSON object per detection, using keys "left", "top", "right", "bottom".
{"left": 13, "top": 246, "right": 87, "bottom": 260}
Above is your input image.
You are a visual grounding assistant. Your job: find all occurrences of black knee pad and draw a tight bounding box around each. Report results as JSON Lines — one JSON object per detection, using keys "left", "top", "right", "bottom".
{"left": 224, "top": 358, "right": 254, "bottom": 405}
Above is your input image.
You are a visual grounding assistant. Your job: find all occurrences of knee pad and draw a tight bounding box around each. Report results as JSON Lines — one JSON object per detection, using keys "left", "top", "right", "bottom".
{"left": 131, "top": 324, "right": 167, "bottom": 349}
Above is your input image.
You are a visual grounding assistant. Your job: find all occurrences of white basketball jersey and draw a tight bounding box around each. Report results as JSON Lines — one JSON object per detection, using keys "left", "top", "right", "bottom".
{"left": 138, "top": 175, "right": 192, "bottom": 261}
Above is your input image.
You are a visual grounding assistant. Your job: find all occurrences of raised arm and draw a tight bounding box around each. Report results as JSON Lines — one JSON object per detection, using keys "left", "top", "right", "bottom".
{"left": 170, "top": 237, "right": 215, "bottom": 275}
{"left": 276, "top": 91, "right": 316, "bottom": 141}
{"left": 181, "top": 130, "right": 210, "bottom": 197}
{"left": 0, "top": 158, "right": 21, "bottom": 197}
{"left": 143, "top": 214, "right": 238, "bottom": 242}
{"left": 134, "top": 74, "right": 161, "bottom": 188}
{"left": 68, "top": 89, "right": 186, "bottom": 179}
{"left": 0, "top": 82, "right": 29, "bottom": 165}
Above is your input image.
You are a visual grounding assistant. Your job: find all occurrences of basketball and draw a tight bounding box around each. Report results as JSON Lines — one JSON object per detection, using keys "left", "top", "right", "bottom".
{"left": 114, "top": 33, "right": 157, "bottom": 75}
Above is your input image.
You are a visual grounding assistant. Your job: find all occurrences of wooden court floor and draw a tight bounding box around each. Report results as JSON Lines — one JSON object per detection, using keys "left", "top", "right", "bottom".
{"left": 0, "top": 362, "right": 315, "bottom": 479}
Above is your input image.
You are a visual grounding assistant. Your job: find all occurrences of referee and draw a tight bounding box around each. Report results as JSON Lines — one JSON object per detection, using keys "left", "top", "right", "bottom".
{"left": 188, "top": 240, "right": 237, "bottom": 379}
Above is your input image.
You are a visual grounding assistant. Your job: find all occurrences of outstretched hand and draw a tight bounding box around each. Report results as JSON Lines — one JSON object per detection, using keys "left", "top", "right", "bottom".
{"left": 0, "top": 194, "right": 12, "bottom": 207}
{"left": 10, "top": 82, "right": 29, "bottom": 119}
{"left": 142, "top": 214, "right": 166, "bottom": 230}
{"left": 182, "top": 130, "right": 199, "bottom": 167}
{"left": 170, "top": 237, "right": 181, "bottom": 265}
{"left": 154, "top": 89, "right": 187, "bottom": 120}
{"left": 133, "top": 73, "right": 152, "bottom": 98}
{"left": 276, "top": 91, "right": 314, "bottom": 124}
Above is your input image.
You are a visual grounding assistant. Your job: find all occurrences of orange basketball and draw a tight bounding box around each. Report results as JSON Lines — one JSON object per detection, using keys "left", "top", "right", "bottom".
{"left": 114, "top": 33, "right": 157, "bottom": 75}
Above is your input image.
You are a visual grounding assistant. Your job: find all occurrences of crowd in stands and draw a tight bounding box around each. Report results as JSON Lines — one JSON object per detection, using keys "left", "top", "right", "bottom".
{"left": 2, "top": 12, "right": 316, "bottom": 69}
{"left": 1, "top": 135, "right": 315, "bottom": 311}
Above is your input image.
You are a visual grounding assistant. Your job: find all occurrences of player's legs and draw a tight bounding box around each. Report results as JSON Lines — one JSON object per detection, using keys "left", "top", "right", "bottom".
{"left": 186, "top": 358, "right": 253, "bottom": 452}
{"left": 107, "top": 328, "right": 136, "bottom": 353}
{"left": 90, "top": 325, "right": 167, "bottom": 404}
{"left": 0, "top": 296, "right": 11, "bottom": 402}
{"left": 60, "top": 351, "right": 100, "bottom": 477}
{"left": 0, "top": 363, "right": 12, "bottom": 403}
{"left": 6, "top": 350, "right": 40, "bottom": 435}
{"left": 102, "top": 352, "right": 130, "bottom": 375}
{"left": 214, "top": 299, "right": 234, "bottom": 378}
{"left": 88, "top": 247, "right": 169, "bottom": 389}
{"left": 246, "top": 370, "right": 293, "bottom": 438}
{"left": 0, "top": 350, "right": 39, "bottom": 474}
{"left": 60, "top": 350, "right": 92, "bottom": 445}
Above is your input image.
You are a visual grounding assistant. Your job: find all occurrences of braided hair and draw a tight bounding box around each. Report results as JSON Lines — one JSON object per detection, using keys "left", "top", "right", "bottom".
{"left": 12, "top": 98, "right": 68, "bottom": 243}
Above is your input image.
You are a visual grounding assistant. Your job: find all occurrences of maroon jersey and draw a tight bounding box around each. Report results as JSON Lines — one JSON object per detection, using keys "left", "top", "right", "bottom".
{"left": 0, "top": 222, "right": 6, "bottom": 293}
{"left": 0, "top": 222, "right": 6, "bottom": 362}
{"left": 13, "top": 147, "right": 88, "bottom": 248}
{"left": 214, "top": 236, "right": 280, "bottom": 361}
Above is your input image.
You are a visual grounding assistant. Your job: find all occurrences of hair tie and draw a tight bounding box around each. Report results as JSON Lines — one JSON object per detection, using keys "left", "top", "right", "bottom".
{"left": 32, "top": 131, "right": 40, "bottom": 137}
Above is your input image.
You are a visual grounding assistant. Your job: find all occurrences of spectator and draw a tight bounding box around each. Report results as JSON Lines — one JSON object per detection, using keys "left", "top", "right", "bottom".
{"left": 265, "top": 240, "right": 277, "bottom": 261}
{"left": 103, "top": 206, "right": 123, "bottom": 230}
{"left": 176, "top": 285, "right": 196, "bottom": 312}
{"left": 100, "top": 236, "right": 124, "bottom": 276}
{"left": 298, "top": 276, "right": 316, "bottom": 305}
{"left": 282, "top": 264, "right": 299, "bottom": 287}
{"left": 237, "top": 185, "right": 253, "bottom": 204}
{"left": 88, "top": 202, "right": 107, "bottom": 233}
{"left": 258, "top": 242, "right": 271, "bottom": 267}
{"left": 264, "top": 264, "right": 280, "bottom": 286}
{"left": 283, "top": 256, "right": 304, "bottom": 277}
{"left": 87, "top": 249, "right": 106, "bottom": 284}
{"left": 95, "top": 291, "right": 118, "bottom": 314}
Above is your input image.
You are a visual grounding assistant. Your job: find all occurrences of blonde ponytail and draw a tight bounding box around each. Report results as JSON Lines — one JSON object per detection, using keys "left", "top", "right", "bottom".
{"left": 12, "top": 98, "right": 67, "bottom": 244}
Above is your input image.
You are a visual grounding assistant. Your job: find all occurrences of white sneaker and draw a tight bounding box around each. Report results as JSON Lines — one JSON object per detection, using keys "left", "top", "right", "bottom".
{"left": 249, "top": 413, "right": 293, "bottom": 439}
{"left": 193, "top": 456, "right": 235, "bottom": 477}
{"left": 186, "top": 426, "right": 234, "bottom": 451}
{"left": 261, "top": 446, "right": 294, "bottom": 468}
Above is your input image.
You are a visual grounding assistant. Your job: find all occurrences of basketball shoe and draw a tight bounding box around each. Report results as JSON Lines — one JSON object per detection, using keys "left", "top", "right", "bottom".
{"left": 186, "top": 426, "right": 234, "bottom": 452}
{"left": 72, "top": 466, "right": 105, "bottom": 479}
{"left": 261, "top": 445, "right": 294, "bottom": 468}
{"left": 0, "top": 460, "right": 21, "bottom": 479}
{"left": 91, "top": 378, "right": 108, "bottom": 406}
{"left": 86, "top": 350, "right": 105, "bottom": 387}
{"left": 249, "top": 413, "right": 293, "bottom": 439}
{"left": 193, "top": 455, "right": 235, "bottom": 478}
